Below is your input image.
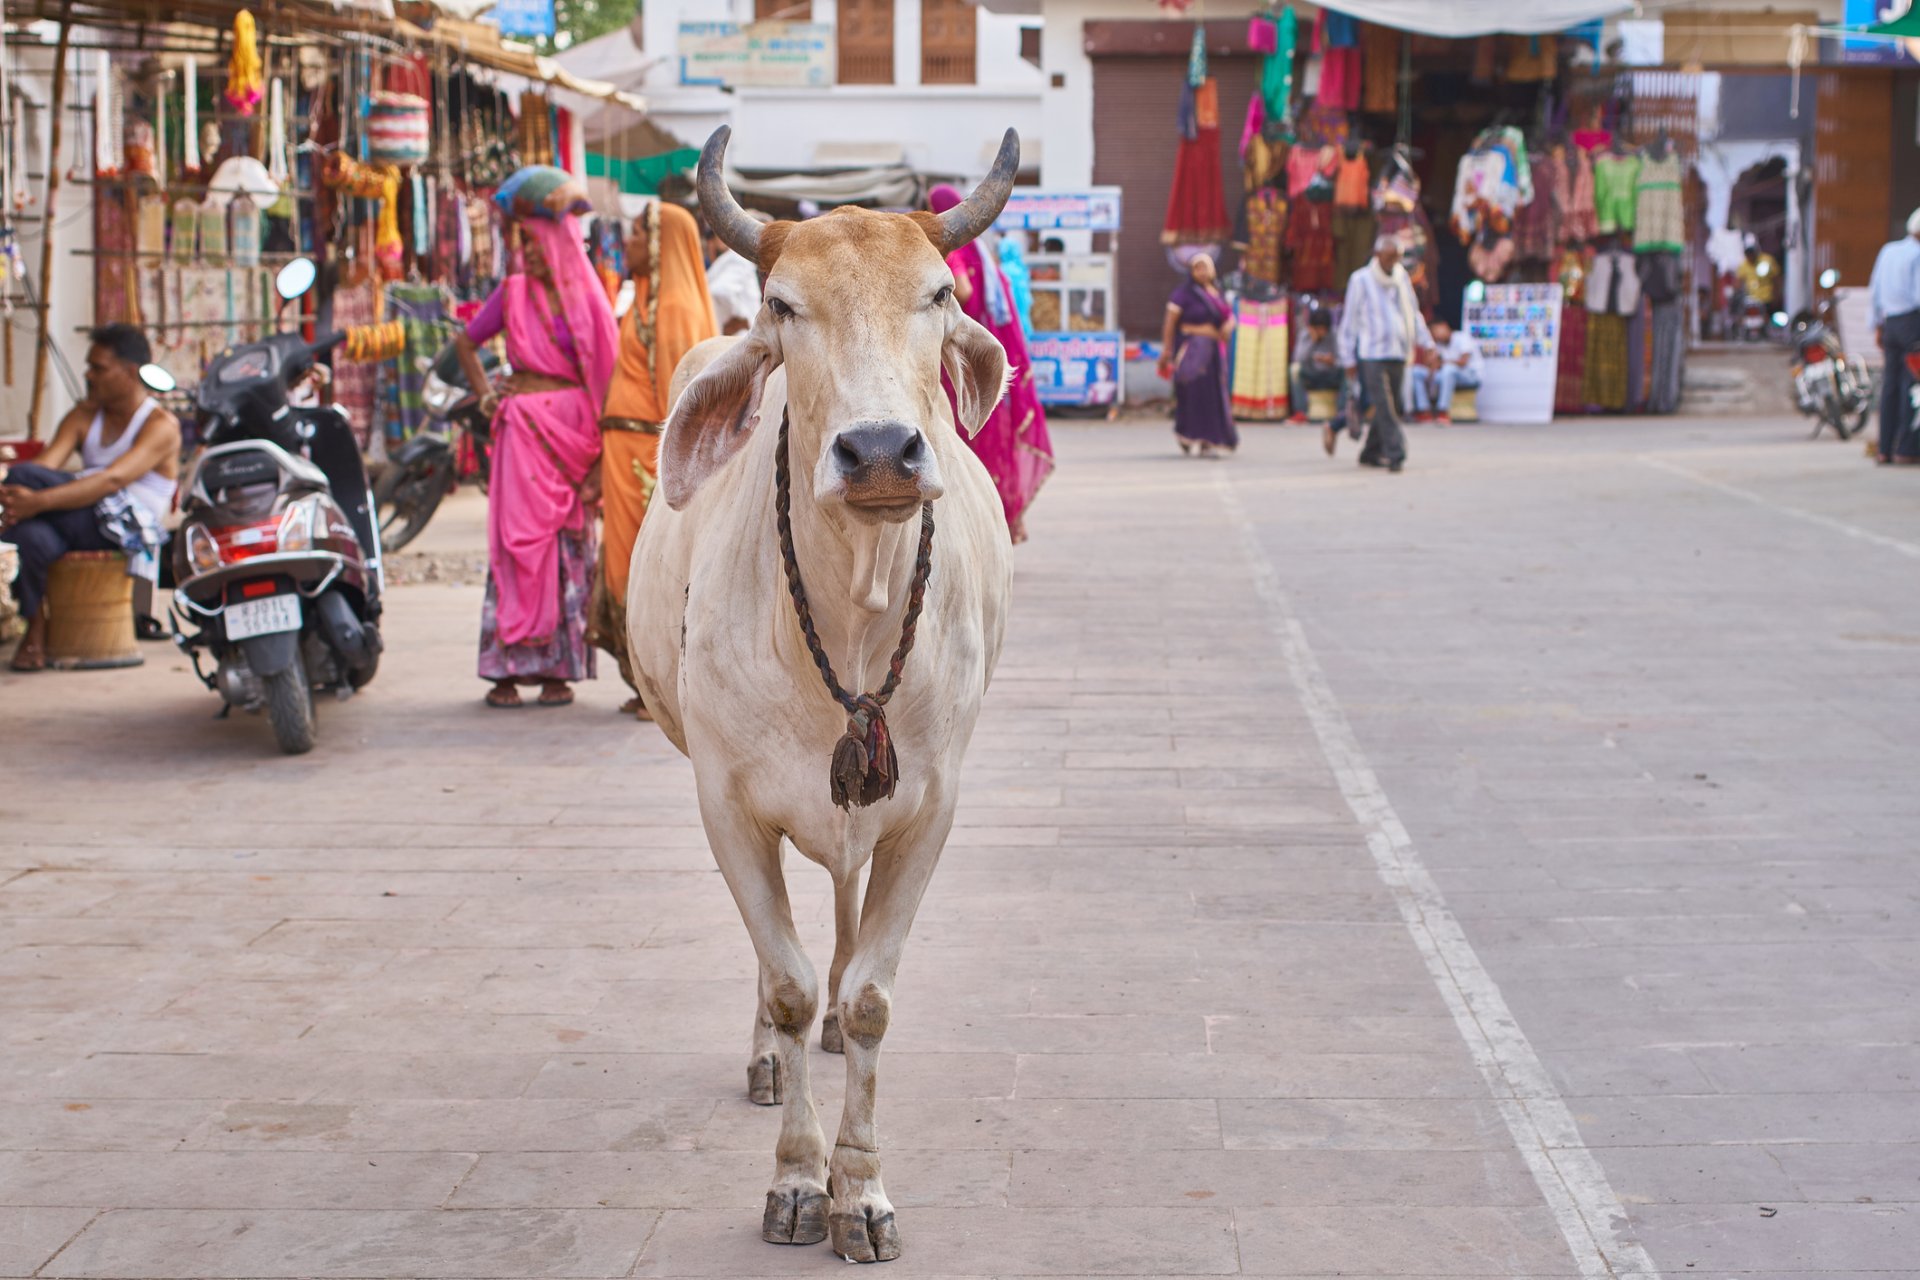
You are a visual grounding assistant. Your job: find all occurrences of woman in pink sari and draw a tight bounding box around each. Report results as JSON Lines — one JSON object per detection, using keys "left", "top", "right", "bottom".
{"left": 454, "top": 214, "right": 618, "bottom": 708}
{"left": 928, "top": 184, "right": 1054, "bottom": 542}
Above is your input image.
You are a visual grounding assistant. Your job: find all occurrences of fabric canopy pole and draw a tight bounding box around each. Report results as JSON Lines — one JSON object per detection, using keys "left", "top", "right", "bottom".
{"left": 1313, "top": 0, "right": 1631, "bottom": 37}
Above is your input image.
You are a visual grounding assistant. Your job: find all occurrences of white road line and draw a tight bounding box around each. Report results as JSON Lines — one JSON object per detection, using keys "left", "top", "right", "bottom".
{"left": 1641, "top": 454, "right": 1920, "bottom": 560}
{"left": 1214, "top": 469, "right": 1660, "bottom": 1280}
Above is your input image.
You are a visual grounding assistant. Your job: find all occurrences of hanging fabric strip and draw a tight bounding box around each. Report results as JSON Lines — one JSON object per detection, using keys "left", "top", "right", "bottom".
{"left": 183, "top": 57, "right": 200, "bottom": 173}
{"left": 153, "top": 70, "right": 167, "bottom": 187}
{"left": 267, "top": 78, "right": 288, "bottom": 183}
{"left": 93, "top": 50, "right": 112, "bottom": 175}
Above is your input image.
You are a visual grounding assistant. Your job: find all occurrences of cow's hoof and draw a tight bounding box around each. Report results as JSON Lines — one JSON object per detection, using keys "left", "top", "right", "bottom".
{"left": 747, "top": 1052, "right": 781, "bottom": 1106}
{"left": 762, "top": 1185, "right": 829, "bottom": 1245}
{"left": 820, "top": 1012, "right": 844, "bottom": 1054}
{"left": 830, "top": 1205, "right": 902, "bottom": 1263}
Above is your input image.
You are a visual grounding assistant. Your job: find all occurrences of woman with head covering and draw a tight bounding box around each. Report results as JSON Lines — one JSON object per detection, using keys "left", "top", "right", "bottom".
{"left": 591, "top": 200, "right": 719, "bottom": 715}
{"left": 454, "top": 212, "right": 618, "bottom": 708}
{"left": 1158, "top": 253, "right": 1239, "bottom": 456}
{"left": 928, "top": 183, "right": 1054, "bottom": 542}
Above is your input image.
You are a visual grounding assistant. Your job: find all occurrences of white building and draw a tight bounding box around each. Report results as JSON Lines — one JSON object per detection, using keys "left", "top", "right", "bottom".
{"left": 559, "top": 0, "right": 1045, "bottom": 188}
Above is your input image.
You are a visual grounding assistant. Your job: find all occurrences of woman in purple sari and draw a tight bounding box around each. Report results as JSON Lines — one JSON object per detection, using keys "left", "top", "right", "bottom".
{"left": 1158, "top": 254, "right": 1239, "bottom": 456}
{"left": 929, "top": 184, "right": 1054, "bottom": 542}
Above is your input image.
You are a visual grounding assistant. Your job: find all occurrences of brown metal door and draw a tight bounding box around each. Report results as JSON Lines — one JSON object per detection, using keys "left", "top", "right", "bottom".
{"left": 1814, "top": 69, "right": 1892, "bottom": 287}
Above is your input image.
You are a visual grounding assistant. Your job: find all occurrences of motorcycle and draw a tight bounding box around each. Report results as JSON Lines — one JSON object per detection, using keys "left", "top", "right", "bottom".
{"left": 371, "top": 338, "right": 500, "bottom": 552}
{"left": 1788, "top": 268, "right": 1875, "bottom": 442}
{"left": 165, "top": 259, "right": 384, "bottom": 754}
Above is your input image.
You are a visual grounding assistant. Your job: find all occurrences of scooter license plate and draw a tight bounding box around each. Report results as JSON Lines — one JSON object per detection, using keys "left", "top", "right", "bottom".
{"left": 226, "top": 593, "right": 302, "bottom": 640}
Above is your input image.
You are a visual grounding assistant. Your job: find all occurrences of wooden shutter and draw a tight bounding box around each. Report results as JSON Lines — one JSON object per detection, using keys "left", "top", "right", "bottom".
{"left": 1814, "top": 70, "right": 1893, "bottom": 286}
{"left": 921, "top": 0, "right": 977, "bottom": 86}
{"left": 838, "top": 0, "right": 894, "bottom": 85}
{"left": 755, "top": 0, "right": 812, "bottom": 20}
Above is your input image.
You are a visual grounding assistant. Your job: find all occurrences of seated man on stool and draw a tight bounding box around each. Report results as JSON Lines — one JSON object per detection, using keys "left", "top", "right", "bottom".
{"left": 1410, "top": 319, "right": 1483, "bottom": 424}
{"left": 0, "top": 324, "right": 179, "bottom": 671}
{"left": 1290, "top": 309, "right": 1347, "bottom": 451}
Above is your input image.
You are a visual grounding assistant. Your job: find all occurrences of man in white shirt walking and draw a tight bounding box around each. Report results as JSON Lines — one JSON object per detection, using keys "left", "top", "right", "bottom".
{"left": 1867, "top": 208, "right": 1920, "bottom": 465}
{"left": 1339, "top": 235, "right": 1433, "bottom": 472}
{"left": 1409, "top": 319, "right": 1483, "bottom": 424}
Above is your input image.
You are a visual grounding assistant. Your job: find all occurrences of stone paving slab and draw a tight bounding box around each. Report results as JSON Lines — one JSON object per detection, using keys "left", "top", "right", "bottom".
{"left": 3, "top": 417, "right": 1915, "bottom": 1276}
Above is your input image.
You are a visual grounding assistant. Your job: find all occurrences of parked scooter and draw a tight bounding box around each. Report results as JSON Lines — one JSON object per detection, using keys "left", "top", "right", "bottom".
{"left": 1788, "top": 268, "right": 1875, "bottom": 441}
{"left": 167, "top": 259, "right": 384, "bottom": 754}
{"left": 371, "top": 338, "right": 500, "bottom": 552}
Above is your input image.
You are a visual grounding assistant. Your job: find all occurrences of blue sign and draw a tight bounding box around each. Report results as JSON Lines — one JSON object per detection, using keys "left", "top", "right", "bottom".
{"left": 493, "top": 0, "right": 556, "bottom": 40}
{"left": 1843, "top": 0, "right": 1918, "bottom": 63}
{"left": 1027, "top": 332, "right": 1124, "bottom": 408}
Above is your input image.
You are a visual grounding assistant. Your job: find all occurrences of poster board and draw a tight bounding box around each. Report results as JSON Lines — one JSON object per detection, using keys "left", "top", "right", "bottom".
{"left": 995, "top": 189, "right": 1123, "bottom": 234}
{"left": 1462, "top": 283, "right": 1562, "bottom": 424}
{"left": 1028, "top": 332, "right": 1124, "bottom": 408}
{"left": 678, "top": 22, "right": 836, "bottom": 88}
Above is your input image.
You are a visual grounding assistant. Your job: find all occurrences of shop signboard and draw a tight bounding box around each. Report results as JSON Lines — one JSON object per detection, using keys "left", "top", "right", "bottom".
{"left": 679, "top": 21, "right": 836, "bottom": 88}
{"left": 1841, "top": 0, "right": 1919, "bottom": 64}
{"left": 995, "top": 189, "right": 1123, "bottom": 234}
{"left": 491, "top": 0, "right": 555, "bottom": 39}
{"left": 1462, "top": 283, "right": 1561, "bottom": 424}
{"left": 1027, "top": 331, "right": 1125, "bottom": 408}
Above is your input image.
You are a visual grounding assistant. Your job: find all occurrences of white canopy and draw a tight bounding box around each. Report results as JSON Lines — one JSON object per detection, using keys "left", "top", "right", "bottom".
{"left": 1316, "top": 0, "right": 1632, "bottom": 37}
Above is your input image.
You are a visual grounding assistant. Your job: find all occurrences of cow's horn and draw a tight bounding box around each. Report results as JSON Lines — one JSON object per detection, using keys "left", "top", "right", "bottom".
{"left": 933, "top": 129, "right": 1020, "bottom": 254}
{"left": 697, "top": 126, "right": 763, "bottom": 265}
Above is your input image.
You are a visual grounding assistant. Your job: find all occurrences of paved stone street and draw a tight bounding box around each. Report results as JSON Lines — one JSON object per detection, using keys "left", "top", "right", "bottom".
{"left": 3, "top": 415, "right": 1916, "bottom": 1277}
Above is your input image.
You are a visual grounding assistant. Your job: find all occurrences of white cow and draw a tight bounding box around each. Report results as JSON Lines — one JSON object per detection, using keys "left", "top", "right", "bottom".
{"left": 625, "top": 127, "right": 1018, "bottom": 1263}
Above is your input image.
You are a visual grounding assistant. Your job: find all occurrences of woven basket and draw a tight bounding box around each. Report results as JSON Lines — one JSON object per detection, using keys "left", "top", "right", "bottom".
{"left": 45, "top": 551, "right": 143, "bottom": 670}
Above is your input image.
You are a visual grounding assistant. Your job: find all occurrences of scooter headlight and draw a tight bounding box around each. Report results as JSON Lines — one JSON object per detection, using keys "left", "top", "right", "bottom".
{"left": 422, "top": 373, "right": 462, "bottom": 415}
{"left": 185, "top": 524, "right": 223, "bottom": 574}
{"left": 277, "top": 497, "right": 321, "bottom": 553}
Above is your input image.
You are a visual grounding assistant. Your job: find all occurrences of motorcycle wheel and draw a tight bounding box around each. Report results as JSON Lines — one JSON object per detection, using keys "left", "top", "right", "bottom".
{"left": 265, "top": 663, "right": 316, "bottom": 756}
{"left": 374, "top": 454, "right": 454, "bottom": 553}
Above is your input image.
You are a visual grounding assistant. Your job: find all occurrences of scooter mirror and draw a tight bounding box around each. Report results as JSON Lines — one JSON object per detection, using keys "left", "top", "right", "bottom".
{"left": 1771, "top": 311, "right": 1789, "bottom": 328}
{"left": 138, "top": 363, "right": 177, "bottom": 393}
{"left": 1819, "top": 268, "right": 1840, "bottom": 289}
{"left": 275, "top": 258, "right": 318, "bottom": 301}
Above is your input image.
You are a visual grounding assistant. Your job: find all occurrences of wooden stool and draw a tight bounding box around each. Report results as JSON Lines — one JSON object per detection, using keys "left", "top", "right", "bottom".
{"left": 1306, "top": 387, "right": 1340, "bottom": 422}
{"left": 1450, "top": 385, "right": 1481, "bottom": 423}
{"left": 44, "top": 551, "right": 143, "bottom": 670}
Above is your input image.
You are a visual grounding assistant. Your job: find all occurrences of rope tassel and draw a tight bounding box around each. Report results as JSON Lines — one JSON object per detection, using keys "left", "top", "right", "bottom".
{"left": 832, "top": 696, "right": 900, "bottom": 809}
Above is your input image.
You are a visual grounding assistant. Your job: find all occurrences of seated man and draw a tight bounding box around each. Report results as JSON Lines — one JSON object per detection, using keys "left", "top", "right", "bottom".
{"left": 1409, "top": 319, "right": 1483, "bottom": 423}
{"left": 1290, "top": 309, "right": 1347, "bottom": 449}
{"left": 0, "top": 324, "right": 179, "bottom": 671}
{"left": 1734, "top": 238, "right": 1781, "bottom": 309}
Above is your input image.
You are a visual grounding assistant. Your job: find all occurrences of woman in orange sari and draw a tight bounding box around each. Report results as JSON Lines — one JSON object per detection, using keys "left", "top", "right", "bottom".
{"left": 591, "top": 201, "right": 720, "bottom": 715}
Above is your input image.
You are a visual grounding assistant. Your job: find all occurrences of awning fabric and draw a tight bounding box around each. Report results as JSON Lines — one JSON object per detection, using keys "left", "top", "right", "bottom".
{"left": 725, "top": 165, "right": 921, "bottom": 208}
{"left": 1869, "top": 8, "right": 1920, "bottom": 37}
{"left": 1315, "top": 0, "right": 1632, "bottom": 37}
{"left": 586, "top": 147, "right": 699, "bottom": 195}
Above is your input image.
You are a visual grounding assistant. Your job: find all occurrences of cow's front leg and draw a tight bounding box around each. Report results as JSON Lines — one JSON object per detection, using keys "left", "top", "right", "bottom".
{"left": 829, "top": 813, "right": 952, "bottom": 1263}
{"left": 748, "top": 969, "right": 783, "bottom": 1104}
{"left": 700, "top": 804, "right": 829, "bottom": 1246}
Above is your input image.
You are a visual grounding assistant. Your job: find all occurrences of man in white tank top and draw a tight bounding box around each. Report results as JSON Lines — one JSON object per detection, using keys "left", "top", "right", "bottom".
{"left": 1, "top": 324, "right": 180, "bottom": 671}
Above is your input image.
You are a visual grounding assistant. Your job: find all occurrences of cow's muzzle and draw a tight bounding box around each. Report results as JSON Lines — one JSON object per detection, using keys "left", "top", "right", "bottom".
{"left": 828, "top": 422, "right": 943, "bottom": 518}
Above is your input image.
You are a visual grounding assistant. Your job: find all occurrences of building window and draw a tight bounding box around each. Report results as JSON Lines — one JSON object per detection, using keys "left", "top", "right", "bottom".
{"left": 921, "top": 0, "right": 977, "bottom": 85}
{"left": 1019, "top": 25, "right": 1041, "bottom": 69}
{"left": 755, "top": 0, "right": 812, "bottom": 20}
{"left": 838, "top": 0, "right": 894, "bottom": 84}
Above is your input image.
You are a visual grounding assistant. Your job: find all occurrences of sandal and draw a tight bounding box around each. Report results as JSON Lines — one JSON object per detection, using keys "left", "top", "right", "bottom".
{"left": 484, "top": 682, "right": 524, "bottom": 709}
{"left": 9, "top": 642, "right": 45, "bottom": 673}
{"left": 537, "top": 681, "right": 574, "bottom": 707}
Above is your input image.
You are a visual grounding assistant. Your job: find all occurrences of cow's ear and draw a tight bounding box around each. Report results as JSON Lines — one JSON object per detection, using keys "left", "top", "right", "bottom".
{"left": 943, "top": 313, "right": 1009, "bottom": 439}
{"left": 659, "top": 328, "right": 782, "bottom": 510}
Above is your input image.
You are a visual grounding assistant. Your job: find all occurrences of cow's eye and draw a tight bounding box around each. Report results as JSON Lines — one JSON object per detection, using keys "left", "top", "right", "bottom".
{"left": 933, "top": 285, "right": 954, "bottom": 307}
{"left": 767, "top": 297, "right": 793, "bottom": 320}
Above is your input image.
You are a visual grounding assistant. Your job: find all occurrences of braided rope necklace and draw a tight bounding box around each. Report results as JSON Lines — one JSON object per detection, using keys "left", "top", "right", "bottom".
{"left": 774, "top": 411, "right": 936, "bottom": 810}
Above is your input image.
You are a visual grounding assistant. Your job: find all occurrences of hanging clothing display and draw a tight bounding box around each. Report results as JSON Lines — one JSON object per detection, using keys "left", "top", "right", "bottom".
{"left": 1647, "top": 301, "right": 1683, "bottom": 414}
{"left": 1360, "top": 23, "right": 1399, "bottom": 114}
{"left": 1332, "top": 208, "right": 1376, "bottom": 289}
{"left": 1468, "top": 234, "right": 1515, "bottom": 283}
{"left": 1286, "top": 142, "right": 1338, "bottom": 200}
{"left": 1243, "top": 188, "right": 1285, "bottom": 285}
{"left": 1314, "top": 13, "right": 1362, "bottom": 112}
{"left": 1286, "top": 196, "right": 1336, "bottom": 294}
{"left": 1583, "top": 246, "right": 1639, "bottom": 411}
{"left": 1633, "top": 152, "right": 1684, "bottom": 254}
{"left": 1504, "top": 35, "right": 1558, "bottom": 81}
{"left": 1560, "top": 144, "right": 1597, "bottom": 245}
{"left": 1230, "top": 298, "right": 1291, "bottom": 420}
{"left": 1163, "top": 33, "right": 1229, "bottom": 248}
{"left": 1450, "top": 126, "right": 1533, "bottom": 243}
{"left": 1334, "top": 150, "right": 1370, "bottom": 209}
{"left": 1373, "top": 151, "right": 1437, "bottom": 309}
{"left": 1592, "top": 150, "right": 1640, "bottom": 235}
{"left": 1512, "top": 150, "right": 1560, "bottom": 262}
{"left": 1254, "top": 5, "right": 1297, "bottom": 124}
